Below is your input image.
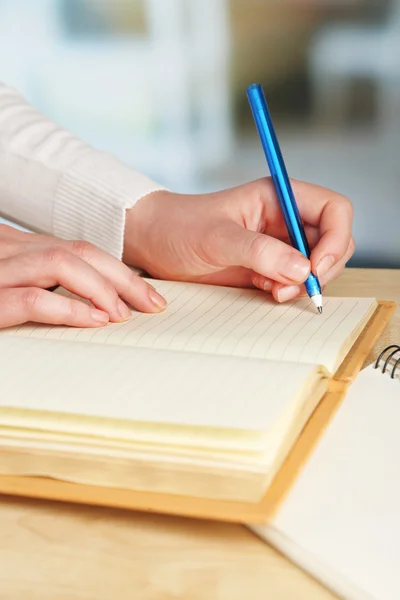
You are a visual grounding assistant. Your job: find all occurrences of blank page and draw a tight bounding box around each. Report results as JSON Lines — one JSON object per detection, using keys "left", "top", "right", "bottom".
{"left": 2, "top": 280, "right": 376, "bottom": 373}
{"left": 252, "top": 365, "right": 400, "bottom": 600}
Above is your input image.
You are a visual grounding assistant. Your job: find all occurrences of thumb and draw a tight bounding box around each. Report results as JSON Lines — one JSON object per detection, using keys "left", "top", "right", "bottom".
{"left": 214, "top": 222, "right": 310, "bottom": 284}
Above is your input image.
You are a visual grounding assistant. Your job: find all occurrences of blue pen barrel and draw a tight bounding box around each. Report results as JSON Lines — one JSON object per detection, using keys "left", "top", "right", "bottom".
{"left": 246, "top": 83, "right": 321, "bottom": 300}
{"left": 246, "top": 84, "right": 310, "bottom": 257}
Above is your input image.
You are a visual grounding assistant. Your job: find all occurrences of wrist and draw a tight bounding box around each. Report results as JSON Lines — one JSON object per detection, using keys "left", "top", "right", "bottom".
{"left": 123, "top": 190, "right": 171, "bottom": 268}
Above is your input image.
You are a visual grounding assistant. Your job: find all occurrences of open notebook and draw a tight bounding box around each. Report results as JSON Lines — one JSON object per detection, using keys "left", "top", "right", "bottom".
{"left": 251, "top": 350, "right": 400, "bottom": 600}
{"left": 0, "top": 279, "right": 379, "bottom": 505}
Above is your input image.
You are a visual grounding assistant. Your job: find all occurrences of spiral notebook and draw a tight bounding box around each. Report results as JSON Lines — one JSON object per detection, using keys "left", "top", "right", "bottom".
{"left": 252, "top": 345, "right": 400, "bottom": 600}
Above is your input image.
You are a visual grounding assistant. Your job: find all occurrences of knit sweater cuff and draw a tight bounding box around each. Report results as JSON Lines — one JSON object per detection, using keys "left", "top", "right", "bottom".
{"left": 53, "top": 153, "right": 166, "bottom": 259}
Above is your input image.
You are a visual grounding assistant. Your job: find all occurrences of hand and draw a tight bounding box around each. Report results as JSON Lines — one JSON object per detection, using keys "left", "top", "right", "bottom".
{"left": 124, "top": 178, "right": 354, "bottom": 302}
{"left": 0, "top": 225, "right": 166, "bottom": 329}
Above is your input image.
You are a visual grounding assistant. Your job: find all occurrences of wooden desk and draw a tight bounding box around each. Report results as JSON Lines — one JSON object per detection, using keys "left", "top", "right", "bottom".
{"left": 0, "top": 269, "right": 399, "bottom": 600}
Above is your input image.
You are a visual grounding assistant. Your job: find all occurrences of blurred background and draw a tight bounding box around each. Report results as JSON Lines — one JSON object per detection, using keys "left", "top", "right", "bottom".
{"left": 0, "top": 0, "right": 399, "bottom": 267}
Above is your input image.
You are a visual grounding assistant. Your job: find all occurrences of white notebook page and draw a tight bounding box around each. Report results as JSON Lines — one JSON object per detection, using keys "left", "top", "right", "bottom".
{"left": 2, "top": 280, "right": 376, "bottom": 373}
{"left": 252, "top": 365, "right": 400, "bottom": 600}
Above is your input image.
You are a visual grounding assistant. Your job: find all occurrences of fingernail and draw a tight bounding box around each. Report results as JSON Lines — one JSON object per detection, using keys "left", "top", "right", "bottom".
{"left": 282, "top": 255, "right": 310, "bottom": 283}
{"left": 149, "top": 288, "right": 167, "bottom": 310}
{"left": 277, "top": 285, "right": 301, "bottom": 302}
{"left": 262, "top": 279, "right": 273, "bottom": 292}
{"left": 317, "top": 255, "right": 335, "bottom": 278}
{"left": 253, "top": 276, "right": 273, "bottom": 292}
{"left": 117, "top": 298, "right": 132, "bottom": 321}
{"left": 91, "top": 309, "right": 109, "bottom": 325}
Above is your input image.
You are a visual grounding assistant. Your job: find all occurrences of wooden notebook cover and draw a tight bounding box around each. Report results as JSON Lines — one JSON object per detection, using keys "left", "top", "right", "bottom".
{"left": 0, "top": 300, "right": 395, "bottom": 524}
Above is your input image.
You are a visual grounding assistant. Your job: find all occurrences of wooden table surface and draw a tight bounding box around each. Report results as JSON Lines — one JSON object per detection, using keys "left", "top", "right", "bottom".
{"left": 0, "top": 268, "right": 399, "bottom": 600}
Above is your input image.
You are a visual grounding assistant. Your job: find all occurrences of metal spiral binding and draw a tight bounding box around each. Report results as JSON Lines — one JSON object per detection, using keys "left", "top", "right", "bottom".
{"left": 374, "top": 345, "right": 400, "bottom": 379}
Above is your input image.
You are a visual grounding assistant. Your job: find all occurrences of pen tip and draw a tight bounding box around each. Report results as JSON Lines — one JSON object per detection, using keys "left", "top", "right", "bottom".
{"left": 318, "top": 306, "right": 323, "bottom": 314}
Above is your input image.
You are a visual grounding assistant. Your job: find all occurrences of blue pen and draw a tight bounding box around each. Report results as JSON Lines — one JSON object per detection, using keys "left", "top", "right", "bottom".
{"left": 246, "top": 83, "right": 323, "bottom": 313}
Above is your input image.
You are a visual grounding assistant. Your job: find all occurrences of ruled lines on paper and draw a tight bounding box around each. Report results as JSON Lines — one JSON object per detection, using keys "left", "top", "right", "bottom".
{"left": 2, "top": 280, "right": 376, "bottom": 371}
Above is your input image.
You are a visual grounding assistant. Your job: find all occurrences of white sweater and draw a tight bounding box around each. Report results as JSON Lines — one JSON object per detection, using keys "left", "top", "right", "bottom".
{"left": 0, "top": 82, "right": 165, "bottom": 259}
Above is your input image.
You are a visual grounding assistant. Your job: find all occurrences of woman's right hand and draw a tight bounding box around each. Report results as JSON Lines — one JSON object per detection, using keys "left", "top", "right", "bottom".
{"left": 0, "top": 224, "right": 166, "bottom": 329}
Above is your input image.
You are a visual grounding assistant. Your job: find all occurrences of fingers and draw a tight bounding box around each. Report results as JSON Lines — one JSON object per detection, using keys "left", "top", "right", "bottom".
{"left": 251, "top": 273, "right": 274, "bottom": 293}
{"left": 224, "top": 179, "right": 353, "bottom": 289}
{"left": 208, "top": 222, "right": 311, "bottom": 285}
{"left": 316, "top": 237, "right": 354, "bottom": 287}
{"left": 253, "top": 237, "right": 354, "bottom": 303}
{"left": 0, "top": 287, "right": 109, "bottom": 329}
{"left": 0, "top": 247, "right": 164, "bottom": 322}
{"left": 313, "top": 235, "right": 355, "bottom": 285}
{"left": 246, "top": 178, "right": 354, "bottom": 300}
{"left": 289, "top": 180, "right": 354, "bottom": 276}
{"left": 0, "top": 248, "right": 129, "bottom": 322}
{"left": 64, "top": 240, "right": 166, "bottom": 313}
{"left": 0, "top": 226, "right": 166, "bottom": 321}
{"left": 30, "top": 238, "right": 166, "bottom": 314}
{"left": 254, "top": 178, "right": 353, "bottom": 277}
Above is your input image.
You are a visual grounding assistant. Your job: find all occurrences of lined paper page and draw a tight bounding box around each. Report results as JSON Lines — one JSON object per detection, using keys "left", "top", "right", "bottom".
{"left": 0, "top": 336, "right": 321, "bottom": 435}
{"left": 2, "top": 280, "right": 376, "bottom": 372}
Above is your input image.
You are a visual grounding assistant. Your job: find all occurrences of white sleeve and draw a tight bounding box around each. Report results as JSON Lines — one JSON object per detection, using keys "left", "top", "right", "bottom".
{"left": 0, "top": 82, "right": 166, "bottom": 258}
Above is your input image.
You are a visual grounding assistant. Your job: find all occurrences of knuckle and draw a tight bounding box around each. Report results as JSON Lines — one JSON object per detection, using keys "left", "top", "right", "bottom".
{"left": 65, "top": 299, "right": 81, "bottom": 322}
{"left": 119, "top": 268, "right": 141, "bottom": 297}
{"left": 71, "top": 239, "right": 96, "bottom": 260}
{"left": 21, "top": 287, "right": 42, "bottom": 313}
{"left": 128, "top": 269, "right": 141, "bottom": 289}
{"left": 338, "top": 194, "right": 354, "bottom": 217}
{"left": 102, "top": 282, "right": 119, "bottom": 303}
{"left": 42, "top": 245, "right": 70, "bottom": 267}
